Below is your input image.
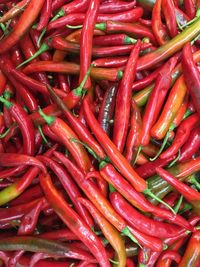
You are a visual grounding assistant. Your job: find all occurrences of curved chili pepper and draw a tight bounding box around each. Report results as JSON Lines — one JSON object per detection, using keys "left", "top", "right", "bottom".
{"left": 152, "top": 0, "right": 170, "bottom": 45}
{"left": 140, "top": 56, "right": 178, "bottom": 146}
{"left": 37, "top": 155, "right": 93, "bottom": 227}
{"left": 23, "top": 61, "right": 122, "bottom": 82}
{"left": 110, "top": 191, "right": 181, "bottom": 239}
{"left": 162, "top": 0, "right": 178, "bottom": 38}
{"left": 113, "top": 40, "right": 141, "bottom": 152}
{"left": 99, "top": 1, "right": 136, "bottom": 13}
{"left": 47, "top": 84, "right": 106, "bottom": 159}
{"left": 0, "top": 97, "right": 35, "bottom": 155}
{"left": 184, "top": 0, "right": 196, "bottom": 19}
{"left": 83, "top": 95, "right": 147, "bottom": 192}
{"left": 79, "top": 0, "right": 100, "bottom": 90}
{"left": 160, "top": 113, "right": 199, "bottom": 159}
{"left": 125, "top": 99, "right": 142, "bottom": 164}
{"left": 0, "top": 0, "right": 45, "bottom": 53}
{"left": 95, "top": 20, "right": 157, "bottom": 44}
{"left": 37, "top": 0, "right": 52, "bottom": 31}
{"left": 92, "top": 57, "right": 128, "bottom": 68}
{"left": 78, "top": 197, "right": 126, "bottom": 267}
{"left": 156, "top": 167, "right": 200, "bottom": 214}
{"left": 178, "top": 125, "right": 200, "bottom": 162}
{"left": 0, "top": 236, "right": 96, "bottom": 262}
{"left": 182, "top": 42, "right": 200, "bottom": 117}
{"left": 98, "top": 83, "right": 118, "bottom": 136}
{"left": 11, "top": 46, "right": 24, "bottom": 67}
{"left": 135, "top": 155, "right": 176, "bottom": 179}
{"left": 156, "top": 250, "right": 181, "bottom": 267}
{"left": 93, "top": 34, "right": 136, "bottom": 46}
{"left": 38, "top": 109, "right": 93, "bottom": 173}
{"left": 0, "top": 0, "right": 30, "bottom": 24}
{"left": 99, "top": 161, "right": 191, "bottom": 229}
{"left": 39, "top": 172, "right": 110, "bottom": 267}
{"left": 53, "top": 151, "right": 159, "bottom": 249}
{"left": 151, "top": 75, "right": 187, "bottom": 140}
{"left": 137, "top": 16, "right": 200, "bottom": 71}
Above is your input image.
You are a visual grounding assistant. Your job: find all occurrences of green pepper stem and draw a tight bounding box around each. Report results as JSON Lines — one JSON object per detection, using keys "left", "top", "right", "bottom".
{"left": 17, "top": 43, "right": 50, "bottom": 69}
{"left": 0, "top": 96, "right": 13, "bottom": 109}
{"left": 168, "top": 150, "right": 181, "bottom": 168}
{"left": 174, "top": 195, "right": 183, "bottom": 214}
{"left": 95, "top": 23, "right": 106, "bottom": 31}
{"left": 38, "top": 107, "right": 55, "bottom": 125}
{"left": 144, "top": 189, "right": 176, "bottom": 214}
{"left": 122, "top": 226, "right": 142, "bottom": 248}
{"left": 124, "top": 36, "right": 137, "bottom": 44}
{"left": 150, "top": 131, "right": 170, "bottom": 161}
{"left": 66, "top": 24, "right": 83, "bottom": 29}
{"left": 37, "top": 125, "right": 50, "bottom": 147}
{"left": 0, "top": 127, "right": 10, "bottom": 138}
{"left": 132, "top": 145, "right": 142, "bottom": 166}
{"left": 108, "top": 183, "right": 116, "bottom": 193}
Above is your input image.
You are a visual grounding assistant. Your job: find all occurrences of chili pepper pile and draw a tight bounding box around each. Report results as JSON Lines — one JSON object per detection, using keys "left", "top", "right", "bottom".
{"left": 0, "top": 0, "right": 200, "bottom": 266}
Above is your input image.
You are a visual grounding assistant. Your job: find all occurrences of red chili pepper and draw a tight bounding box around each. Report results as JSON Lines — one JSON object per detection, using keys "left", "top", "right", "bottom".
{"left": 113, "top": 40, "right": 141, "bottom": 152}
{"left": 156, "top": 250, "right": 181, "bottom": 267}
{"left": 179, "top": 230, "right": 200, "bottom": 267}
{"left": 125, "top": 99, "right": 142, "bottom": 163}
{"left": 99, "top": 162, "right": 191, "bottom": 229}
{"left": 152, "top": 0, "right": 170, "bottom": 45}
{"left": 156, "top": 167, "right": 200, "bottom": 211}
{"left": 79, "top": 0, "right": 100, "bottom": 90}
{"left": 78, "top": 197, "right": 126, "bottom": 267}
{"left": 162, "top": 0, "right": 178, "bottom": 38}
{"left": 110, "top": 191, "right": 181, "bottom": 239}
{"left": 160, "top": 113, "right": 199, "bottom": 159}
{"left": 140, "top": 56, "right": 178, "bottom": 146}
{"left": 38, "top": 109, "right": 93, "bottom": 173}
{"left": 99, "top": 1, "right": 136, "bottom": 13}
{"left": 23, "top": 61, "right": 122, "bottom": 82}
{"left": 37, "top": 0, "right": 52, "bottom": 31}
{"left": 179, "top": 125, "right": 200, "bottom": 162}
{"left": 182, "top": 42, "right": 200, "bottom": 117}
{"left": 93, "top": 34, "right": 136, "bottom": 46}
{"left": 0, "top": 97, "right": 35, "bottom": 155}
{"left": 37, "top": 155, "right": 93, "bottom": 227}
{"left": 184, "top": 0, "right": 196, "bottom": 19}
{"left": 47, "top": 84, "right": 106, "bottom": 160}
{"left": 39, "top": 172, "right": 111, "bottom": 267}
{"left": 92, "top": 56, "right": 128, "bottom": 68}
{"left": 0, "top": 0, "right": 46, "bottom": 54}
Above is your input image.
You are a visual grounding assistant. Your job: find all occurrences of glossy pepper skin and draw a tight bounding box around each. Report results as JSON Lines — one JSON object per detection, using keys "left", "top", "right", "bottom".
{"left": 179, "top": 231, "right": 200, "bottom": 267}
{"left": 182, "top": 42, "right": 200, "bottom": 117}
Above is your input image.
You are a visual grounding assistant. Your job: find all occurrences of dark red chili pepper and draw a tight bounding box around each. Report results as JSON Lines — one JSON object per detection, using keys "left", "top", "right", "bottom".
{"left": 156, "top": 250, "right": 181, "bottom": 267}
{"left": 110, "top": 191, "right": 181, "bottom": 239}
{"left": 37, "top": 0, "right": 52, "bottom": 31}
{"left": 152, "top": 0, "right": 170, "bottom": 45}
{"left": 0, "top": 97, "right": 35, "bottom": 155}
{"left": 39, "top": 172, "right": 110, "bottom": 267}
{"left": 98, "top": 83, "right": 118, "bottom": 137}
{"left": 160, "top": 113, "right": 199, "bottom": 159}
{"left": 51, "top": 0, "right": 71, "bottom": 12}
{"left": 38, "top": 109, "right": 93, "bottom": 173}
{"left": 38, "top": 229, "right": 78, "bottom": 241}
{"left": 182, "top": 42, "right": 200, "bottom": 117}
{"left": 0, "top": 0, "right": 46, "bottom": 54}
{"left": 93, "top": 34, "right": 136, "bottom": 46}
{"left": 162, "top": 0, "right": 178, "bottom": 38}
{"left": 56, "top": 0, "right": 90, "bottom": 17}
{"left": 113, "top": 40, "right": 141, "bottom": 152}
{"left": 11, "top": 46, "right": 24, "bottom": 67}
{"left": 140, "top": 56, "right": 178, "bottom": 146}
{"left": 37, "top": 155, "right": 93, "bottom": 227}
